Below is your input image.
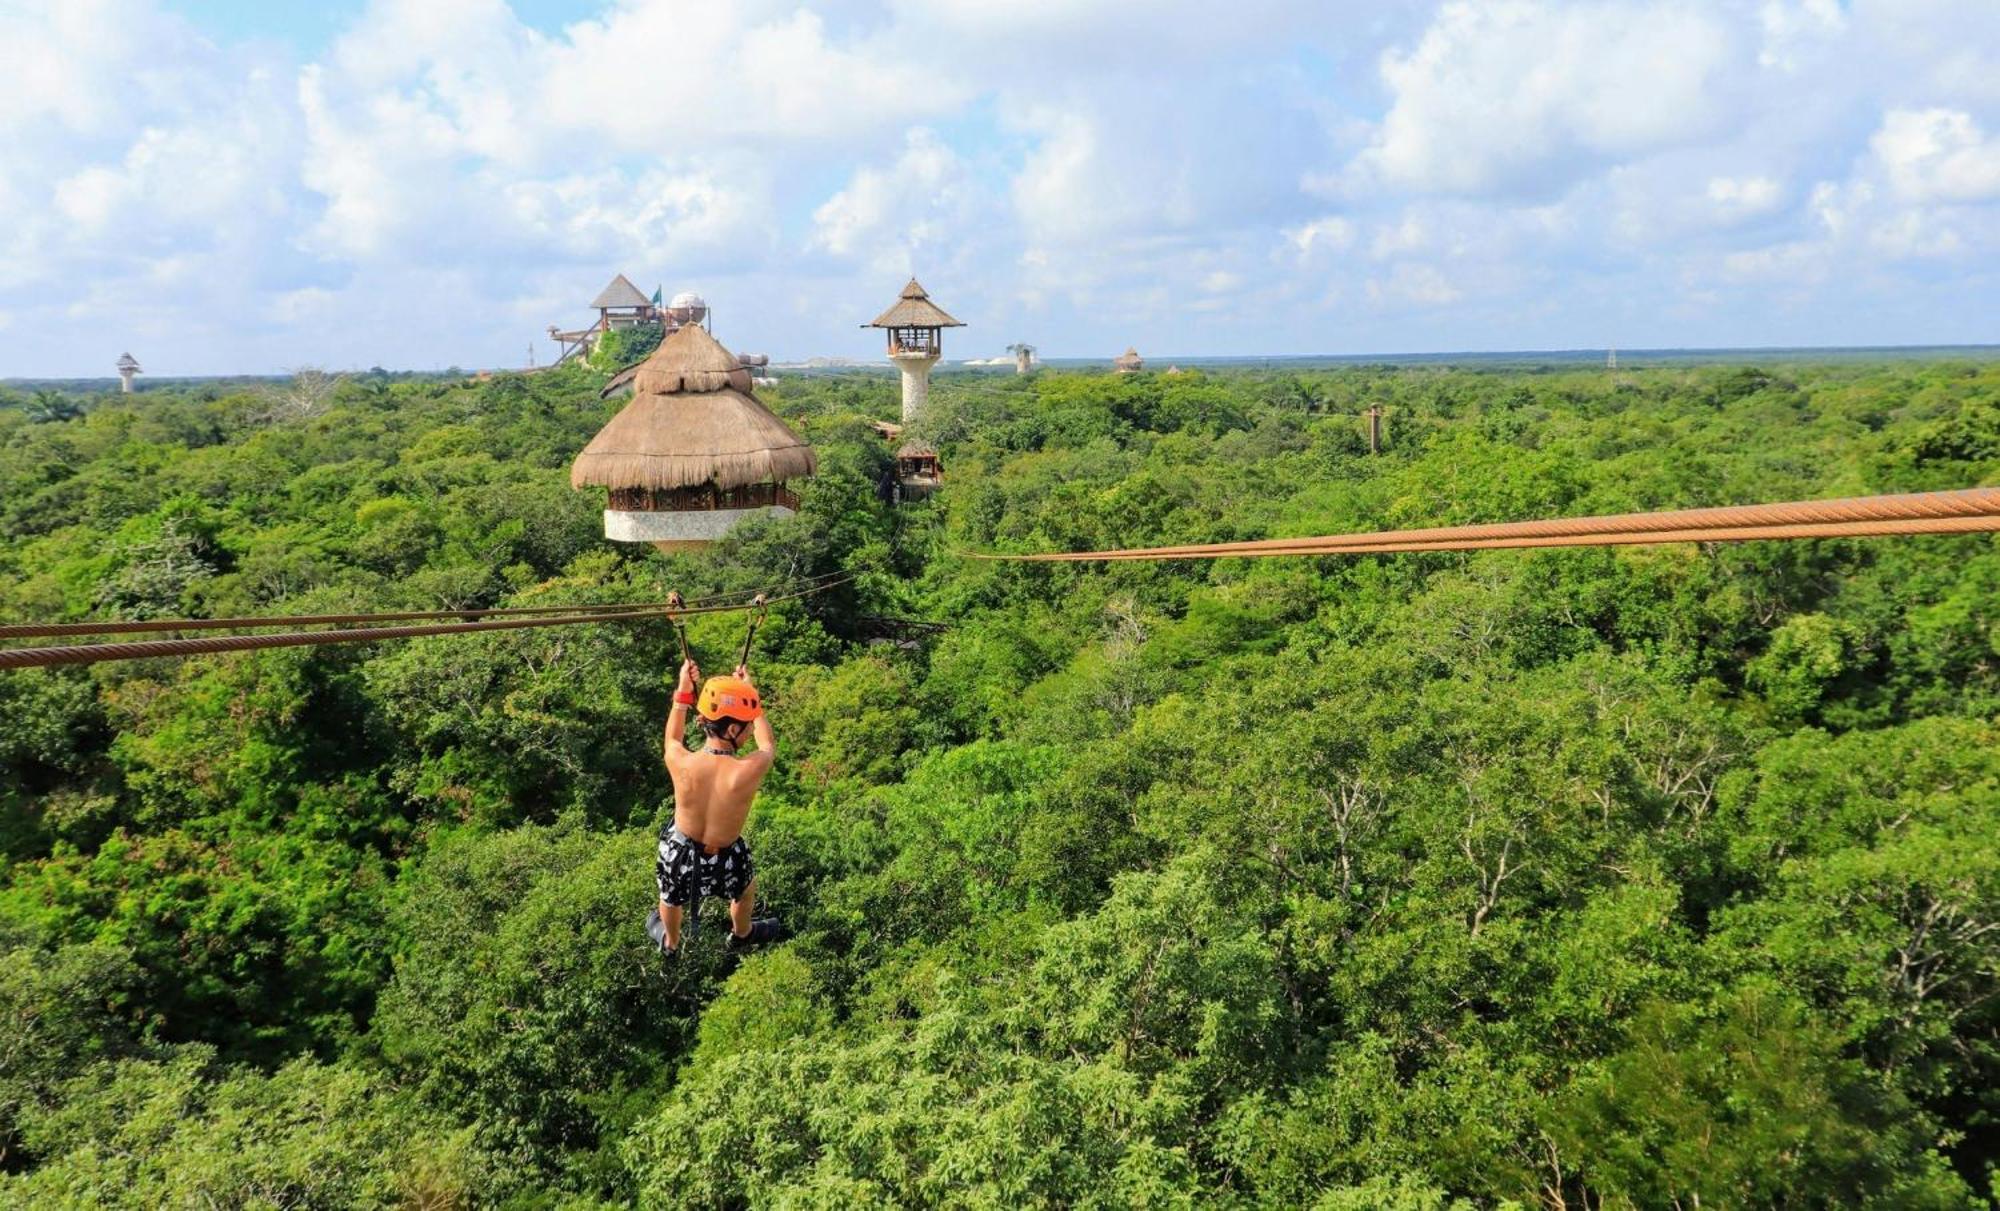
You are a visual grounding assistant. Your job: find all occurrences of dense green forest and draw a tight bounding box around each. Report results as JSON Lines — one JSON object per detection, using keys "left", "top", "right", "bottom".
{"left": 2, "top": 353, "right": 1998, "bottom": 1208}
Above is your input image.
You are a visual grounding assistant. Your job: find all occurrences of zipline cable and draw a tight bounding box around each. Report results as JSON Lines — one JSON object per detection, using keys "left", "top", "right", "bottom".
{"left": 0, "top": 569, "right": 856, "bottom": 642}
{"left": 0, "top": 599, "right": 691, "bottom": 641}
{"left": 963, "top": 487, "right": 2000, "bottom": 563}
{"left": 0, "top": 573, "right": 855, "bottom": 671}
{"left": 1039, "top": 516, "right": 2000, "bottom": 562}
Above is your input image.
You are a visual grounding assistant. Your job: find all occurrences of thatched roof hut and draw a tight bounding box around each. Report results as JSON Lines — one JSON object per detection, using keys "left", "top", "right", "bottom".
{"left": 572, "top": 322, "right": 815, "bottom": 496}
{"left": 591, "top": 274, "right": 651, "bottom": 311}
{"left": 893, "top": 438, "right": 942, "bottom": 504}
{"left": 867, "top": 279, "right": 964, "bottom": 330}
{"left": 1114, "top": 346, "right": 1144, "bottom": 373}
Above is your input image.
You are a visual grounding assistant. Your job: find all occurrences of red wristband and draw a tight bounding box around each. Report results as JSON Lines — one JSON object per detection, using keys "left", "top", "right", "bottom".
{"left": 674, "top": 691, "right": 696, "bottom": 706}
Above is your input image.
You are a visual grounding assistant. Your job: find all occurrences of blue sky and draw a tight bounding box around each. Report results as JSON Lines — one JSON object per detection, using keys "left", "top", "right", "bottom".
{"left": 1, "top": 0, "right": 1997, "bottom": 376}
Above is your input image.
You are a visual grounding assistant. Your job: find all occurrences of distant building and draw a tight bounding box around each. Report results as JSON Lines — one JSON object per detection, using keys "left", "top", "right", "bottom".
{"left": 116, "top": 352, "right": 141, "bottom": 393}
{"left": 894, "top": 440, "right": 942, "bottom": 503}
{"left": 865, "top": 277, "right": 964, "bottom": 424}
{"left": 1008, "top": 342, "right": 1037, "bottom": 375}
{"left": 1114, "top": 347, "right": 1144, "bottom": 374}
{"left": 593, "top": 274, "right": 653, "bottom": 329}
{"left": 547, "top": 274, "right": 708, "bottom": 363}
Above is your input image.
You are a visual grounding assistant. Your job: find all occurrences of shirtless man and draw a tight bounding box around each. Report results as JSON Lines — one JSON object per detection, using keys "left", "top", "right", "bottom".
{"left": 646, "top": 658, "right": 782, "bottom": 956}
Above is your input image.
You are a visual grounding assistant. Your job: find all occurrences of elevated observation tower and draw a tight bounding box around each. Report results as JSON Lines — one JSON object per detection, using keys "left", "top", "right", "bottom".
{"left": 864, "top": 278, "right": 963, "bottom": 424}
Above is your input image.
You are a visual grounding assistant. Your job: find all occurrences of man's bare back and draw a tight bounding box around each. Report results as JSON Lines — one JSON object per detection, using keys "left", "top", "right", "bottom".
{"left": 666, "top": 740, "right": 770, "bottom": 848}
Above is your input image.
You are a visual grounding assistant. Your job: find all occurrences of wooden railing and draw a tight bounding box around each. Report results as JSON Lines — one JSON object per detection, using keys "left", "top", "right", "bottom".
{"left": 609, "top": 483, "right": 801, "bottom": 512}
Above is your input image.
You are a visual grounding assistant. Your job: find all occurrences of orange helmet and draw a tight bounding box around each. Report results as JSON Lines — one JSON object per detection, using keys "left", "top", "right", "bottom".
{"left": 696, "top": 675, "right": 762, "bottom": 722}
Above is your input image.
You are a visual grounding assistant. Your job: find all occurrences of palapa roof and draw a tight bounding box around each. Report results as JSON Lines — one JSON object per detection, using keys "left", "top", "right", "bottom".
{"left": 1114, "top": 346, "right": 1144, "bottom": 368}
{"left": 590, "top": 273, "right": 651, "bottom": 310}
{"left": 896, "top": 440, "right": 938, "bottom": 460}
{"left": 571, "top": 323, "right": 816, "bottom": 493}
{"left": 116, "top": 353, "right": 140, "bottom": 370}
{"left": 866, "top": 278, "right": 964, "bottom": 329}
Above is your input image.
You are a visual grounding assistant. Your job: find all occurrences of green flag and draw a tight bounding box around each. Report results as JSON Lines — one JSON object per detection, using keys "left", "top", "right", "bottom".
{"left": 652, "top": 286, "right": 663, "bottom": 306}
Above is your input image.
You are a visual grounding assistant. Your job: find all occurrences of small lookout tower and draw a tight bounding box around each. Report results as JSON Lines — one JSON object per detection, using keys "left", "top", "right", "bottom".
{"left": 894, "top": 440, "right": 943, "bottom": 503}
{"left": 116, "top": 353, "right": 142, "bottom": 394}
{"left": 1008, "top": 342, "right": 1036, "bottom": 376}
{"left": 591, "top": 274, "right": 655, "bottom": 332}
{"left": 570, "top": 323, "right": 816, "bottom": 552}
{"left": 865, "top": 278, "right": 963, "bottom": 423}
{"left": 1113, "top": 347, "right": 1144, "bottom": 374}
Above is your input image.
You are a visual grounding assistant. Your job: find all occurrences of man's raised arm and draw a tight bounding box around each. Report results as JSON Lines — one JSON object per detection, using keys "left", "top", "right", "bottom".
{"left": 665, "top": 658, "right": 698, "bottom": 765}
{"left": 739, "top": 665, "right": 776, "bottom": 768}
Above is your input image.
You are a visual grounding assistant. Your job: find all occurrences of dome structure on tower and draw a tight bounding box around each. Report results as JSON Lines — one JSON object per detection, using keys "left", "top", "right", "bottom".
{"left": 666, "top": 291, "right": 708, "bottom": 325}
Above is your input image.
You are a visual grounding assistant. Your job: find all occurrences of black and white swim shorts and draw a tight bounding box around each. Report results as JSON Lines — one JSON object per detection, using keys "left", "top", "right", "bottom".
{"left": 656, "top": 826, "right": 754, "bottom": 906}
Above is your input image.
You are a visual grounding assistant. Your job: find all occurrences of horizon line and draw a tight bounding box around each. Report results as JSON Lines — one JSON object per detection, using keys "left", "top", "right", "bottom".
{"left": 7, "top": 342, "right": 2000, "bottom": 384}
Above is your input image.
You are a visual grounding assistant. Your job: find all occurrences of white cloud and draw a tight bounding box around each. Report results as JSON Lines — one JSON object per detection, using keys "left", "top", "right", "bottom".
{"left": 1285, "top": 216, "right": 1356, "bottom": 259}
{"left": 1367, "top": 263, "right": 1463, "bottom": 307}
{"left": 810, "top": 128, "right": 979, "bottom": 274}
{"left": 1357, "top": 1, "right": 1741, "bottom": 197}
{"left": 1371, "top": 216, "right": 1430, "bottom": 260}
{"left": 1707, "top": 175, "right": 1784, "bottom": 218}
{"left": 1848, "top": 0, "right": 2000, "bottom": 106}
{"left": 1871, "top": 108, "right": 2000, "bottom": 203}
{"left": 1715, "top": 104, "right": 2000, "bottom": 287}
{"left": 1758, "top": 0, "right": 1845, "bottom": 71}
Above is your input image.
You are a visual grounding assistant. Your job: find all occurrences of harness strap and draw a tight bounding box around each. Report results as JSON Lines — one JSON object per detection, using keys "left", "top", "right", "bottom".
{"left": 665, "top": 591, "right": 692, "bottom": 666}
{"left": 670, "top": 831, "right": 703, "bottom": 939}
{"left": 737, "top": 593, "right": 769, "bottom": 671}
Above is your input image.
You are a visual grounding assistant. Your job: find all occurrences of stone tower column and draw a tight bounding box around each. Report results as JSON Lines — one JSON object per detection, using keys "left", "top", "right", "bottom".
{"left": 893, "top": 349, "right": 938, "bottom": 424}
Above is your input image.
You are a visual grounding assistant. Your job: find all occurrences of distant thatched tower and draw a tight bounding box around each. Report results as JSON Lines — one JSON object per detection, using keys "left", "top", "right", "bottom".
{"left": 1114, "top": 347, "right": 1144, "bottom": 374}
{"left": 571, "top": 323, "right": 816, "bottom": 552}
{"left": 1008, "top": 343, "right": 1036, "bottom": 375}
{"left": 866, "top": 278, "right": 963, "bottom": 423}
{"left": 591, "top": 274, "right": 654, "bottom": 331}
{"left": 116, "top": 353, "right": 141, "bottom": 393}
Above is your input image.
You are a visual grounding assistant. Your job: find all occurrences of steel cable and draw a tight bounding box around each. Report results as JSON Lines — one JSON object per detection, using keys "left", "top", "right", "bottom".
{"left": 0, "top": 572, "right": 854, "bottom": 671}
{"left": 964, "top": 487, "right": 2000, "bottom": 563}
{"left": 1058, "top": 516, "right": 2000, "bottom": 561}
{"left": 0, "top": 569, "right": 857, "bottom": 641}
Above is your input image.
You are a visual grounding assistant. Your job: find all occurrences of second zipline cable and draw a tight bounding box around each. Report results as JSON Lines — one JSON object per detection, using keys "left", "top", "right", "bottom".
{"left": 0, "top": 573, "right": 854, "bottom": 671}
